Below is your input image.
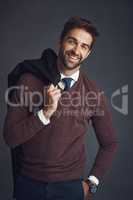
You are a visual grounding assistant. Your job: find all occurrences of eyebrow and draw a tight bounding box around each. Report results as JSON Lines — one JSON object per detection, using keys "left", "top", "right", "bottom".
{"left": 66, "top": 36, "right": 90, "bottom": 49}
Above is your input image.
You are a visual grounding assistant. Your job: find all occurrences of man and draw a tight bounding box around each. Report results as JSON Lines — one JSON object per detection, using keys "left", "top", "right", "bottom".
{"left": 3, "top": 16, "right": 118, "bottom": 200}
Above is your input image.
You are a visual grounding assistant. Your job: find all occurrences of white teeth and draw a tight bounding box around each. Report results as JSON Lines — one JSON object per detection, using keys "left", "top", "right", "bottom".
{"left": 68, "top": 55, "right": 78, "bottom": 60}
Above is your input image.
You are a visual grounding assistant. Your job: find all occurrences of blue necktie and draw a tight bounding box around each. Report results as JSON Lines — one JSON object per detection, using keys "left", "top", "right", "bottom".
{"left": 62, "top": 78, "right": 73, "bottom": 91}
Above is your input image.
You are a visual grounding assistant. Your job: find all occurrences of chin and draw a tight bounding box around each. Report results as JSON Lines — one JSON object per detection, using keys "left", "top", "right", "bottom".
{"left": 65, "top": 61, "right": 79, "bottom": 69}
{"left": 65, "top": 64, "right": 78, "bottom": 70}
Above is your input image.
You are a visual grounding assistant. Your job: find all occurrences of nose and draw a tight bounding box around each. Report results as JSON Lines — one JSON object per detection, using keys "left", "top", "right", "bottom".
{"left": 73, "top": 44, "right": 80, "bottom": 55}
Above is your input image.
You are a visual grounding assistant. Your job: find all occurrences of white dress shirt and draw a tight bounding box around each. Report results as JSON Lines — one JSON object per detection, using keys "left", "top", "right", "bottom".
{"left": 37, "top": 70, "right": 79, "bottom": 125}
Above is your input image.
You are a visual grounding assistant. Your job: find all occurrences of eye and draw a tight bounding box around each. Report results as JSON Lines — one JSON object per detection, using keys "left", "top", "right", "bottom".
{"left": 81, "top": 45, "right": 89, "bottom": 51}
{"left": 67, "top": 39, "right": 76, "bottom": 45}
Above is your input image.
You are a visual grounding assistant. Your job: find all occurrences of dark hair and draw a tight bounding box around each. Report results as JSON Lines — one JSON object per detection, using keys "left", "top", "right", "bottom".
{"left": 60, "top": 16, "right": 99, "bottom": 50}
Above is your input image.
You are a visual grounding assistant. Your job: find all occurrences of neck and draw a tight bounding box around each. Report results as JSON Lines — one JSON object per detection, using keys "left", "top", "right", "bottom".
{"left": 57, "top": 57, "right": 80, "bottom": 76}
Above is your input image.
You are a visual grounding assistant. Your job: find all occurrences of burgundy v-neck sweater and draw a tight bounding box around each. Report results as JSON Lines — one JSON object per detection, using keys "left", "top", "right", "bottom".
{"left": 3, "top": 71, "right": 118, "bottom": 182}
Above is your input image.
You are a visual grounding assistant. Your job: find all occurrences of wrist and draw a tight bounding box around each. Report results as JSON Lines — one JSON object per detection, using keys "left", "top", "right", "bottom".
{"left": 85, "top": 178, "right": 98, "bottom": 195}
{"left": 37, "top": 109, "right": 50, "bottom": 125}
{"left": 43, "top": 108, "right": 54, "bottom": 119}
{"left": 88, "top": 175, "right": 99, "bottom": 186}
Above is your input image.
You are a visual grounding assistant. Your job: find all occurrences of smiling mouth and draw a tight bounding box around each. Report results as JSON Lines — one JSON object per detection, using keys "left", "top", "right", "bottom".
{"left": 66, "top": 54, "right": 80, "bottom": 62}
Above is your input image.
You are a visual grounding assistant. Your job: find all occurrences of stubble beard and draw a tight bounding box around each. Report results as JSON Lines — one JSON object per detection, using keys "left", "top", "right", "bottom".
{"left": 58, "top": 49, "right": 83, "bottom": 71}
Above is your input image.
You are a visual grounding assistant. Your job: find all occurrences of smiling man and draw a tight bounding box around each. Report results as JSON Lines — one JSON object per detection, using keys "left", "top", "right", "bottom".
{"left": 58, "top": 28, "right": 92, "bottom": 72}
{"left": 3, "top": 16, "right": 118, "bottom": 200}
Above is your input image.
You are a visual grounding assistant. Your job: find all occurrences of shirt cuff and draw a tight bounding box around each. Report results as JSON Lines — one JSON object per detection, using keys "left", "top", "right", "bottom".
{"left": 88, "top": 175, "right": 99, "bottom": 185}
{"left": 37, "top": 109, "right": 50, "bottom": 125}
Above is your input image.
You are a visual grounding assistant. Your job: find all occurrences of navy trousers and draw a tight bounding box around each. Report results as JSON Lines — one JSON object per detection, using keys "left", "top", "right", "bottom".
{"left": 14, "top": 174, "right": 84, "bottom": 200}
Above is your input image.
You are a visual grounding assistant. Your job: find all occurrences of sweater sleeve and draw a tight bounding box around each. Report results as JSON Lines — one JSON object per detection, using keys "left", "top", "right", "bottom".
{"left": 88, "top": 91, "right": 118, "bottom": 180}
{"left": 3, "top": 73, "right": 46, "bottom": 148}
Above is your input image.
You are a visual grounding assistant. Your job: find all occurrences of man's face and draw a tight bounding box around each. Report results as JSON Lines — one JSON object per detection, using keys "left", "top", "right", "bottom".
{"left": 58, "top": 28, "right": 93, "bottom": 71}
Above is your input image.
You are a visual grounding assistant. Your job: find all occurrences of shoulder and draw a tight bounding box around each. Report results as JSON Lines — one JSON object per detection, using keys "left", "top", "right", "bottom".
{"left": 80, "top": 71, "right": 109, "bottom": 113}
{"left": 17, "top": 72, "right": 43, "bottom": 85}
{"left": 16, "top": 72, "right": 45, "bottom": 93}
{"left": 80, "top": 70, "right": 102, "bottom": 93}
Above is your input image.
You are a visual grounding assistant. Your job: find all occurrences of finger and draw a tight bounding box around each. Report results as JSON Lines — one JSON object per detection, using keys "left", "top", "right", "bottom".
{"left": 48, "top": 86, "right": 61, "bottom": 94}
{"left": 47, "top": 84, "right": 55, "bottom": 91}
{"left": 51, "top": 93, "right": 61, "bottom": 100}
{"left": 54, "top": 93, "right": 61, "bottom": 100}
{"left": 86, "top": 192, "right": 92, "bottom": 200}
{"left": 48, "top": 89, "right": 61, "bottom": 96}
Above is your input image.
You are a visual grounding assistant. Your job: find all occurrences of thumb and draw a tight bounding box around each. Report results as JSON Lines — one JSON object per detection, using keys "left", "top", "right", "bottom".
{"left": 48, "top": 84, "right": 55, "bottom": 91}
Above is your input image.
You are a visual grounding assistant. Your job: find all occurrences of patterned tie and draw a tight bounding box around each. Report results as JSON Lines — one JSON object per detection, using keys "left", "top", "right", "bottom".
{"left": 61, "top": 78, "right": 73, "bottom": 91}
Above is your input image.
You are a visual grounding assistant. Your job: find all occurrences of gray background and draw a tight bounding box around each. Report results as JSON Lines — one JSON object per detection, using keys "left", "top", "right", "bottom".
{"left": 0, "top": 0, "right": 132, "bottom": 199}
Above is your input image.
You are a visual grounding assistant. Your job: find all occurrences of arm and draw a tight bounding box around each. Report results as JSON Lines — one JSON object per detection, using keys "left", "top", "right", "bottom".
{"left": 88, "top": 92, "right": 118, "bottom": 180}
{"left": 3, "top": 73, "right": 46, "bottom": 147}
{"left": 3, "top": 73, "right": 61, "bottom": 148}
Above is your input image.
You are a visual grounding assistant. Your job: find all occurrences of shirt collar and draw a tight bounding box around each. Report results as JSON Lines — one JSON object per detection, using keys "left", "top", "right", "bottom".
{"left": 60, "top": 70, "right": 79, "bottom": 82}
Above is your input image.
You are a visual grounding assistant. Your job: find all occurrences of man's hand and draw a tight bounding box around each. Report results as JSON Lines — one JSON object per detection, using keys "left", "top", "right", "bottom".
{"left": 43, "top": 84, "right": 61, "bottom": 119}
{"left": 82, "top": 180, "right": 92, "bottom": 200}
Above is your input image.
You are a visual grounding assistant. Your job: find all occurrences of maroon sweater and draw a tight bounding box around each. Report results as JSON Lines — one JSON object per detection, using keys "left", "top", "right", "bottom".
{"left": 3, "top": 71, "right": 118, "bottom": 182}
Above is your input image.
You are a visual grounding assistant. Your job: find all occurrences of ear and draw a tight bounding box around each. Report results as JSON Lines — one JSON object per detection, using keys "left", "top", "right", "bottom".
{"left": 84, "top": 49, "right": 91, "bottom": 59}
